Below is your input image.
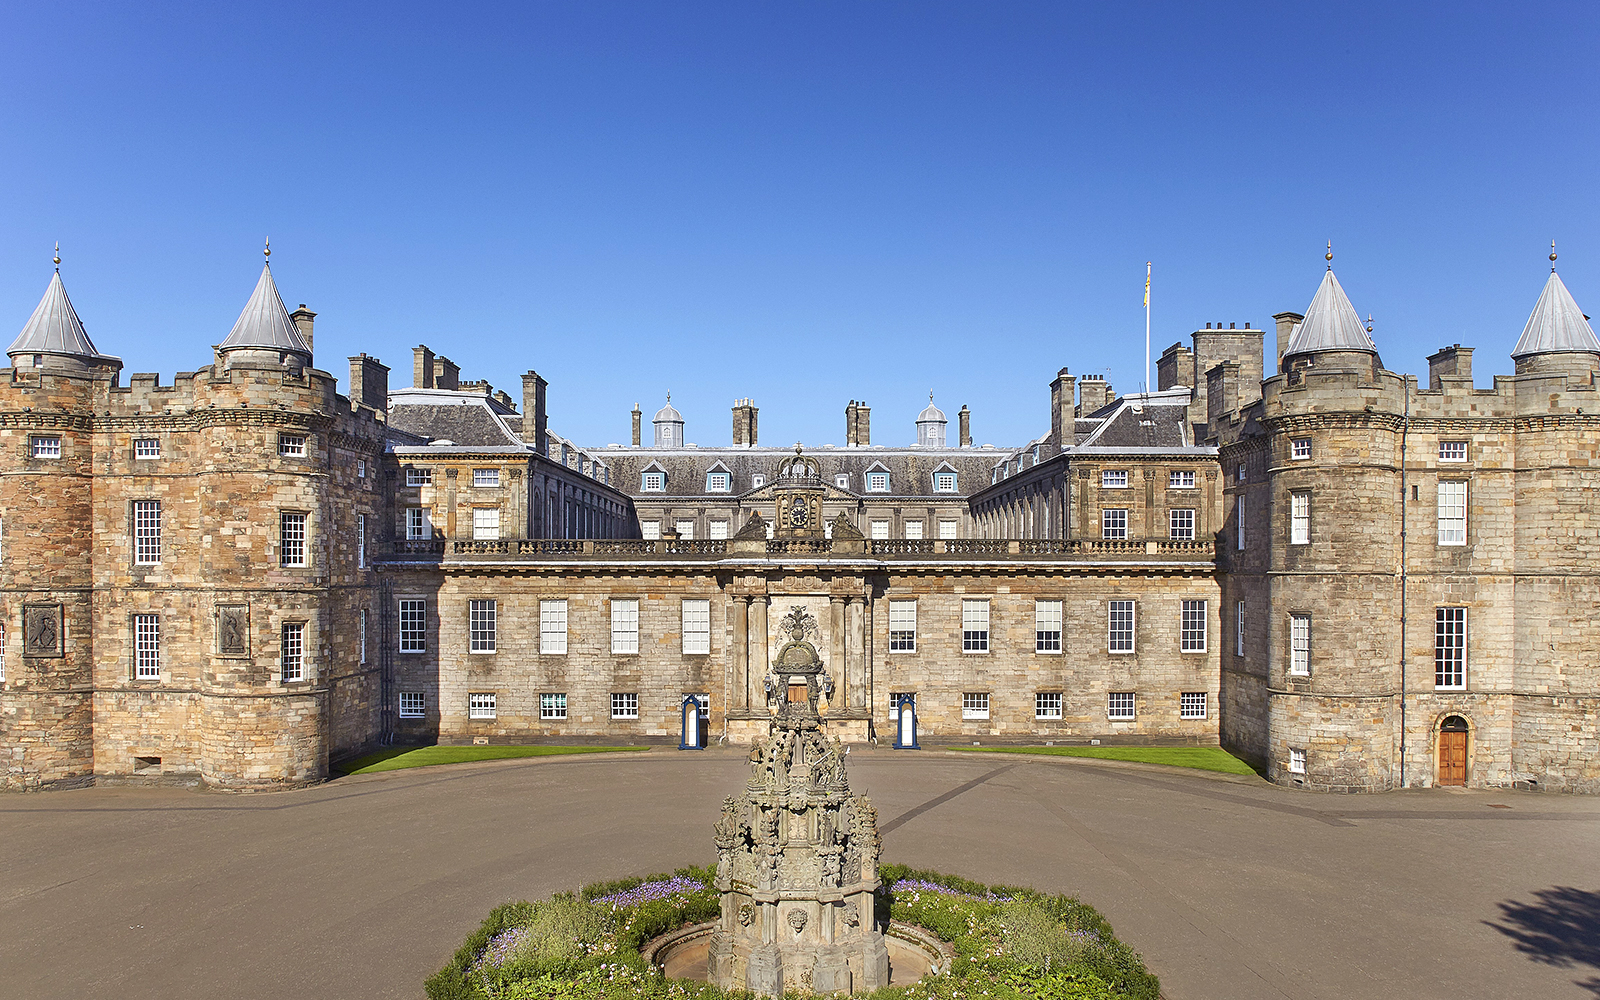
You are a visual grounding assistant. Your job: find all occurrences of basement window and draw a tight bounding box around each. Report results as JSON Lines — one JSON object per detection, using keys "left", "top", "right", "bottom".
{"left": 133, "top": 756, "right": 161, "bottom": 774}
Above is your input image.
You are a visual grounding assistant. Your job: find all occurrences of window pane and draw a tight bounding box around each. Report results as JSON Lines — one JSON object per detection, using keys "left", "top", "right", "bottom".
{"left": 962, "top": 692, "right": 990, "bottom": 719}
{"left": 1107, "top": 692, "right": 1135, "bottom": 719}
{"left": 1035, "top": 600, "right": 1062, "bottom": 653}
{"left": 1102, "top": 508, "right": 1128, "bottom": 539}
{"left": 134, "top": 500, "right": 161, "bottom": 565}
{"left": 611, "top": 599, "right": 639, "bottom": 653}
{"left": 469, "top": 600, "right": 497, "bottom": 653}
{"left": 473, "top": 507, "right": 501, "bottom": 540}
{"left": 1438, "top": 481, "right": 1467, "bottom": 545}
{"left": 280, "top": 622, "right": 304, "bottom": 681}
{"left": 1102, "top": 470, "right": 1128, "bottom": 488}
{"left": 682, "top": 599, "right": 711, "bottom": 654}
{"left": 541, "top": 692, "right": 568, "bottom": 719}
{"left": 469, "top": 692, "right": 496, "bottom": 719}
{"left": 1439, "top": 441, "right": 1467, "bottom": 461}
{"left": 938, "top": 519, "right": 958, "bottom": 539}
{"left": 1435, "top": 607, "right": 1466, "bottom": 688}
{"left": 540, "top": 599, "right": 568, "bottom": 654}
{"left": 903, "top": 520, "right": 923, "bottom": 539}
{"left": 1290, "top": 493, "right": 1310, "bottom": 545}
{"left": 611, "top": 692, "right": 639, "bottom": 719}
{"left": 1108, "top": 601, "right": 1135, "bottom": 652}
{"left": 399, "top": 692, "right": 425, "bottom": 718}
{"left": 399, "top": 599, "right": 426, "bottom": 652}
{"left": 280, "top": 512, "right": 307, "bottom": 566}
{"left": 1181, "top": 691, "right": 1207, "bottom": 719}
{"left": 870, "top": 520, "right": 889, "bottom": 540}
{"left": 1169, "top": 508, "right": 1195, "bottom": 540}
{"left": 1181, "top": 600, "right": 1207, "bottom": 652}
{"left": 1169, "top": 470, "right": 1195, "bottom": 489}
{"left": 473, "top": 468, "right": 500, "bottom": 488}
{"left": 961, "top": 599, "right": 989, "bottom": 653}
{"left": 1290, "top": 614, "right": 1311, "bottom": 675}
{"left": 889, "top": 600, "right": 916, "bottom": 652}
{"left": 134, "top": 614, "right": 160, "bottom": 679}
{"left": 1035, "top": 692, "right": 1062, "bottom": 719}
{"left": 134, "top": 438, "right": 160, "bottom": 459}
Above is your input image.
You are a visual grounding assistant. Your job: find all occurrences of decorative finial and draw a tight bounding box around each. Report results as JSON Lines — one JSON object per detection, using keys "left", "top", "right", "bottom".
{"left": 52, "top": 242, "right": 60, "bottom": 270}
{"left": 929, "top": 390, "right": 934, "bottom": 402}
{"left": 264, "top": 237, "right": 271, "bottom": 263}
{"left": 1326, "top": 240, "right": 1333, "bottom": 268}
{"left": 1366, "top": 313, "right": 1374, "bottom": 334}
{"left": 794, "top": 442, "right": 803, "bottom": 455}
{"left": 666, "top": 391, "right": 671, "bottom": 402}
{"left": 1551, "top": 240, "right": 1558, "bottom": 271}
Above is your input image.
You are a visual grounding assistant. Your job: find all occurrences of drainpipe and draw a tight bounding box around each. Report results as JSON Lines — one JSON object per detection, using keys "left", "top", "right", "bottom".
{"left": 1398, "top": 380, "right": 1410, "bottom": 788}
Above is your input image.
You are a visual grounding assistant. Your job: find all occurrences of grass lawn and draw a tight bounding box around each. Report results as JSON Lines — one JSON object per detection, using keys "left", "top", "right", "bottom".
{"left": 336, "top": 744, "right": 650, "bottom": 775}
{"left": 949, "top": 744, "right": 1262, "bottom": 776}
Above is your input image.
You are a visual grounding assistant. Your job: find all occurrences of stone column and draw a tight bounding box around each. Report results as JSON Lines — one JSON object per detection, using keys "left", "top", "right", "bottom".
{"left": 830, "top": 596, "right": 847, "bottom": 708}
{"left": 751, "top": 596, "right": 770, "bottom": 698}
{"left": 733, "top": 596, "right": 750, "bottom": 709}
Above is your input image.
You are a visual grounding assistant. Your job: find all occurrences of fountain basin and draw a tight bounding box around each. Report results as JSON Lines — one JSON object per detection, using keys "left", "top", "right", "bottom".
{"left": 644, "top": 920, "right": 952, "bottom": 988}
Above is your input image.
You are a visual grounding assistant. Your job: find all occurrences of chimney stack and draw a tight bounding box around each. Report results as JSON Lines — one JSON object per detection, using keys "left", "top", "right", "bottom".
{"left": 1049, "top": 368, "right": 1076, "bottom": 453}
{"left": 631, "top": 404, "right": 642, "bottom": 446}
{"left": 413, "top": 345, "right": 435, "bottom": 388}
{"left": 1077, "top": 375, "right": 1110, "bottom": 416}
{"left": 1206, "top": 361, "right": 1240, "bottom": 426}
{"left": 290, "top": 305, "right": 316, "bottom": 356}
{"left": 1427, "top": 344, "right": 1474, "bottom": 390}
{"left": 432, "top": 356, "right": 460, "bottom": 391}
{"left": 958, "top": 404, "right": 971, "bottom": 447}
{"left": 855, "top": 402, "right": 870, "bottom": 446}
{"left": 1273, "top": 312, "right": 1303, "bottom": 370}
{"left": 732, "top": 398, "right": 759, "bottom": 447}
{"left": 521, "top": 371, "right": 548, "bottom": 455}
{"left": 1156, "top": 342, "right": 1193, "bottom": 391}
{"left": 347, "top": 354, "right": 390, "bottom": 418}
{"left": 845, "top": 401, "right": 858, "bottom": 446}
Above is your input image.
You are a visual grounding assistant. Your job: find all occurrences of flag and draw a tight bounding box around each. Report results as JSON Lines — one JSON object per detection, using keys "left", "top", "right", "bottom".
{"left": 1143, "top": 272, "right": 1150, "bottom": 308}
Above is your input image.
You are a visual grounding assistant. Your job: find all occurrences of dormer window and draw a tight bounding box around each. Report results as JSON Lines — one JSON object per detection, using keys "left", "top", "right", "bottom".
{"left": 706, "top": 471, "right": 731, "bottom": 492}
{"left": 835, "top": 474, "right": 850, "bottom": 489}
{"left": 752, "top": 474, "right": 766, "bottom": 489}
{"left": 278, "top": 434, "right": 306, "bottom": 457}
{"left": 867, "top": 472, "right": 889, "bottom": 493}
{"left": 933, "top": 471, "right": 957, "bottom": 493}
{"left": 642, "top": 471, "right": 666, "bottom": 492}
{"left": 1101, "top": 470, "right": 1128, "bottom": 489}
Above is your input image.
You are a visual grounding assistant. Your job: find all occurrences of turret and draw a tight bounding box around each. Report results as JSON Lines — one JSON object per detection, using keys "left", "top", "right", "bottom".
{"left": 215, "top": 249, "right": 312, "bottom": 371}
{"left": 7, "top": 257, "right": 122, "bottom": 377}
{"left": 1510, "top": 255, "right": 1599, "bottom": 379}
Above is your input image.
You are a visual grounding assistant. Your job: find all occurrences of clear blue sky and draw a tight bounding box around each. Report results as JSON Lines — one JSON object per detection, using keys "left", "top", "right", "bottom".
{"left": 2, "top": 2, "right": 1596, "bottom": 448}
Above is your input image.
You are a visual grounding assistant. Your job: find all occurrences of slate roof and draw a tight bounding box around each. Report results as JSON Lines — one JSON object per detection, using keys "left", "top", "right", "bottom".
{"left": 597, "top": 445, "right": 1004, "bottom": 499}
{"left": 1077, "top": 398, "right": 1190, "bottom": 448}
{"left": 1283, "top": 268, "right": 1377, "bottom": 357}
{"left": 387, "top": 390, "right": 526, "bottom": 448}
{"left": 218, "top": 265, "right": 310, "bottom": 355}
{"left": 8, "top": 271, "right": 117, "bottom": 361}
{"left": 1511, "top": 270, "right": 1599, "bottom": 359}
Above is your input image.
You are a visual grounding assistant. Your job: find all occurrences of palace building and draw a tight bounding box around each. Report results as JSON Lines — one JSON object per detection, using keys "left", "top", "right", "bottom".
{"left": 2, "top": 249, "right": 1596, "bottom": 793}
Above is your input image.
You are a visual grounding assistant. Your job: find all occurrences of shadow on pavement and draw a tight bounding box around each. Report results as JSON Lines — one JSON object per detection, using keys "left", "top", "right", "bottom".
{"left": 1485, "top": 886, "right": 1600, "bottom": 997}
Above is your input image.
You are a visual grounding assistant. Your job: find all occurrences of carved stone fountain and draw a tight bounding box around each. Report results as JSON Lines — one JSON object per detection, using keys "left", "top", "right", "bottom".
{"left": 706, "top": 606, "right": 889, "bottom": 996}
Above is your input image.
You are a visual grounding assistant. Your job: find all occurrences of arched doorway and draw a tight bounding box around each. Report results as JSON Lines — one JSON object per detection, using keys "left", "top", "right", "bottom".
{"left": 1438, "top": 715, "right": 1469, "bottom": 786}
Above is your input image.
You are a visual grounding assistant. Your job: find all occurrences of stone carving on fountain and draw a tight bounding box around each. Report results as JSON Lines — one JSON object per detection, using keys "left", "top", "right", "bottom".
{"left": 707, "top": 605, "right": 889, "bottom": 997}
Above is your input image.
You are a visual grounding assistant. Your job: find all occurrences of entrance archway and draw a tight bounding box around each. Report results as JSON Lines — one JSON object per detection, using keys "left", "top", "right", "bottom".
{"left": 1437, "top": 715, "right": 1469, "bottom": 786}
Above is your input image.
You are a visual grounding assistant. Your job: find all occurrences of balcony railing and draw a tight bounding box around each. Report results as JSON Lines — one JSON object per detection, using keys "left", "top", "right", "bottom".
{"left": 378, "top": 537, "right": 1214, "bottom": 562}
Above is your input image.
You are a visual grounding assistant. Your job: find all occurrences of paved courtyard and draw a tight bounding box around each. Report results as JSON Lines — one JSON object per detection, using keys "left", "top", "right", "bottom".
{"left": 1, "top": 748, "right": 1596, "bottom": 1000}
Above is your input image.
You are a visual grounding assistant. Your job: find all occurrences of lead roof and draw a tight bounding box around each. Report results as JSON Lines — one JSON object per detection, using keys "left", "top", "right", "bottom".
{"left": 1282, "top": 268, "right": 1377, "bottom": 357}
{"left": 1511, "top": 270, "right": 1599, "bottom": 359}
{"left": 218, "top": 265, "right": 311, "bottom": 355}
{"left": 8, "top": 271, "right": 118, "bottom": 361}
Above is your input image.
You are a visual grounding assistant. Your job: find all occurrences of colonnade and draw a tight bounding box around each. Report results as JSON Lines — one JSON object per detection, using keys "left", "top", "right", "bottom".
{"left": 728, "top": 590, "right": 874, "bottom": 715}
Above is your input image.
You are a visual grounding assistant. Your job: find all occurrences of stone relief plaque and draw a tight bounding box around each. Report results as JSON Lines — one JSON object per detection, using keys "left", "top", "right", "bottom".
{"left": 22, "top": 603, "right": 63, "bottom": 657}
{"left": 216, "top": 604, "right": 250, "bottom": 657}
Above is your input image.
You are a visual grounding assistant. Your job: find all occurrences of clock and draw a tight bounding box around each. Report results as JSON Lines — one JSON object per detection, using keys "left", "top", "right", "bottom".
{"left": 788, "top": 496, "right": 810, "bottom": 528}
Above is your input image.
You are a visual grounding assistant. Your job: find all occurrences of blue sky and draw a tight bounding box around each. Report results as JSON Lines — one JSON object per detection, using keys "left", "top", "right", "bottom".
{"left": 2, "top": 2, "right": 1596, "bottom": 448}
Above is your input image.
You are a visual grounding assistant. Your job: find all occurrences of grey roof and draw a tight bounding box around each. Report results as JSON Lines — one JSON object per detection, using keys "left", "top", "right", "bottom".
{"left": 388, "top": 399, "right": 525, "bottom": 448}
{"left": 1283, "top": 268, "right": 1377, "bottom": 356}
{"left": 1511, "top": 270, "right": 1599, "bottom": 359}
{"left": 1078, "top": 399, "right": 1190, "bottom": 449}
{"left": 9, "top": 271, "right": 116, "bottom": 360}
{"left": 218, "top": 265, "right": 310, "bottom": 355}
{"left": 653, "top": 399, "right": 683, "bottom": 423}
{"left": 916, "top": 399, "right": 947, "bottom": 423}
{"left": 597, "top": 445, "right": 1002, "bottom": 500}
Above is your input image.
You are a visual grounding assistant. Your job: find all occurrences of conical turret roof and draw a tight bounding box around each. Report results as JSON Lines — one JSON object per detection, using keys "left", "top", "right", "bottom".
{"left": 1511, "top": 270, "right": 1598, "bottom": 359}
{"left": 1283, "top": 268, "right": 1377, "bottom": 357}
{"left": 9, "top": 271, "right": 116, "bottom": 361}
{"left": 219, "top": 264, "right": 310, "bottom": 355}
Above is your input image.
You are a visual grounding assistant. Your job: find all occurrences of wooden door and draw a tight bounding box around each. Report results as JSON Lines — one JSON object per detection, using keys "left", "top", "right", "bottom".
{"left": 1438, "top": 730, "right": 1468, "bottom": 786}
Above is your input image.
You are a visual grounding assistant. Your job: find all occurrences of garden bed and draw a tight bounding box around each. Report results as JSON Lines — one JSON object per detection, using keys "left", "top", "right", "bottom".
{"left": 427, "top": 864, "right": 1159, "bottom": 1000}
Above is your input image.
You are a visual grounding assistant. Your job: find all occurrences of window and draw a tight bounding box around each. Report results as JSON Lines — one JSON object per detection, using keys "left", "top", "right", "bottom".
{"left": 1290, "top": 492, "right": 1310, "bottom": 545}
{"left": 280, "top": 512, "right": 307, "bottom": 566}
{"left": 682, "top": 599, "right": 711, "bottom": 654}
{"left": 934, "top": 472, "right": 957, "bottom": 492}
{"left": 1288, "top": 748, "right": 1306, "bottom": 774}
{"left": 399, "top": 599, "right": 426, "bottom": 652}
{"left": 399, "top": 692, "right": 424, "bottom": 718}
{"left": 1438, "top": 481, "right": 1467, "bottom": 546}
{"left": 406, "top": 468, "right": 433, "bottom": 487}
{"left": 889, "top": 691, "right": 915, "bottom": 715}
{"left": 473, "top": 468, "right": 500, "bottom": 488}
{"left": 709, "top": 520, "right": 728, "bottom": 540}
{"left": 611, "top": 692, "right": 639, "bottom": 720}
{"left": 469, "top": 600, "right": 497, "bottom": 653}
{"left": 1101, "top": 470, "right": 1128, "bottom": 489}
{"left": 278, "top": 434, "right": 306, "bottom": 457}
{"left": 1169, "top": 470, "right": 1195, "bottom": 489}
{"left": 473, "top": 507, "right": 501, "bottom": 540}
{"left": 1291, "top": 438, "right": 1312, "bottom": 460}
{"left": 133, "top": 500, "right": 161, "bottom": 565}
{"left": 1181, "top": 600, "right": 1207, "bottom": 652}
{"left": 706, "top": 471, "right": 731, "bottom": 492}
{"left": 1035, "top": 600, "right": 1062, "bottom": 653}
{"left": 961, "top": 599, "right": 990, "bottom": 653}
{"left": 869, "top": 520, "right": 889, "bottom": 540}
{"left": 357, "top": 460, "right": 366, "bottom": 479}
{"left": 611, "top": 599, "right": 639, "bottom": 653}
{"left": 1107, "top": 692, "right": 1135, "bottom": 720}
{"left": 469, "top": 692, "right": 496, "bottom": 719}
{"left": 134, "top": 614, "right": 160, "bottom": 679}
{"left": 1435, "top": 607, "right": 1466, "bottom": 689}
{"left": 1108, "top": 600, "right": 1135, "bottom": 653}
{"left": 1439, "top": 441, "right": 1468, "bottom": 462}
{"left": 889, "top": 600, "right": 917, "bottom": 652}
{"left": 835, "top": 474, "right": 850, "bottom": 489}
{"left": 867, "top": 472, "right": 889, "bottom": 492}
{"left": 406, "top": 507, "right": 433, "bottom": 539}
{"left": 1169, "top": 508, "right": 1195, "bottom": 540}
{"left": 904, "top": 520, "right": 923, "bottom": 539}
{"left": 0, "top": 622, "right": 6, "bottom": 683}
{"left": 1237, "top": 462, "right": 1247, "bottom": 482}
{"left": 541, "top": 693, "right": 568, "bottom": 719}
{"left": 938, "top": 519, "right": 958, "bottom": 539}
{"left": 751, "top": 474, "right": 766, "bottom": 489}
{"left": 641, "top": 520, "right": 660, "bottom": 540}
{"left": 1035, "top": 692, "right": 1063, "bottom": 719}
{"left": 962, "top": 692, "right": 990, "bottom": 720}
{"left": 685, "top": 692, "right": 710, "bottom": 720}
{"left": 1236, "top": 601, "right": 1245, "bottom": 657}
{"left": 642, "top": 471, "right": 666, "bottom": 492}
{"left": 674, "top": 519, "right": 695, "bottom": 539}
{"left": 1181, "top": 691, "right": 1208, "bottom": 720}
{"left": 31, "top": 436, "right": 60, "bottom": 458}
{"left": 134, "top": 438, "right": 160, "bottom": 459}
{"left": 1289, "top": 614, "right": 1311, "bottom": 675}
{"left": 1236, "top": 496, "right": 1245, "bottom": 551}
{"left": 280, "top": 622, "right": 304, "bottom": 682}
{"left": 540, "top": 600, "right": 568, "bottom": 654}
{"left": 357, "top": 514, "right": 366, "bottom": 569}
{"left": 1102, "top": 508, "right": 1128, "bottom": 539}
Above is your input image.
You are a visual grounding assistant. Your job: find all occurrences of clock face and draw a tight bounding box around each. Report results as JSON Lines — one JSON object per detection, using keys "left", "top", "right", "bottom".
{"left": 789, "top": 497, "right": 810, "bottom": 528}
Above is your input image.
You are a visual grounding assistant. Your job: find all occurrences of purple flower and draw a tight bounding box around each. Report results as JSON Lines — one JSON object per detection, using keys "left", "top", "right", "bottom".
{"left": 592, "top": 876, "right": 707, "bottom": 908}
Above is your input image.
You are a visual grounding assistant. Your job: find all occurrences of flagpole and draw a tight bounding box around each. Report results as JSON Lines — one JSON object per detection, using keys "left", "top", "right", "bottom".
{"left": 1144, "top": 262, "right": 1152, "bottom": 396}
